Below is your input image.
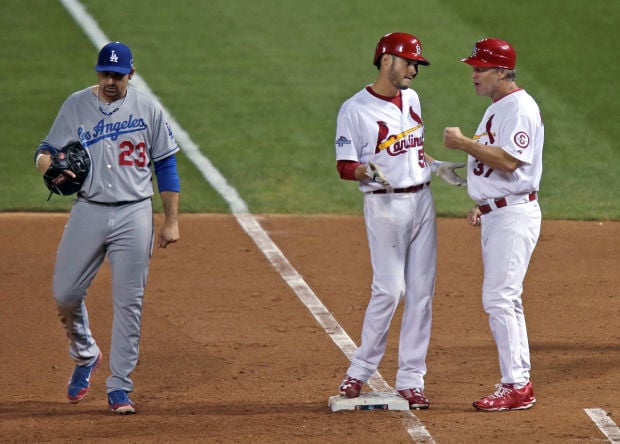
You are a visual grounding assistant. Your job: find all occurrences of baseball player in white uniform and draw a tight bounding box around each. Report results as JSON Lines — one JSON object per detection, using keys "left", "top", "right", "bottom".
{"left": 35, "top": 42, "right": 180, "bottom": 414}
{"left": 443, "top": 38, "right": 543, "bottom": 411}
{"left": 335, "top": 32, "right": 465, "bottom": 409}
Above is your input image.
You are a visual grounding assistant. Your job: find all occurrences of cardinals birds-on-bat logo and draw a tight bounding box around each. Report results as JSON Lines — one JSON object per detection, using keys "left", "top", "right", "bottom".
{"left": 374, "top": 108, "right": 424, "bottom": 155}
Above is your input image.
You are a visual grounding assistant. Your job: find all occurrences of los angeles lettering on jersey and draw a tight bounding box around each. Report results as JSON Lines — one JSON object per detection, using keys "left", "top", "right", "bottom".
{"left": 78, "top": 115, "right": 148, "bottom": 146}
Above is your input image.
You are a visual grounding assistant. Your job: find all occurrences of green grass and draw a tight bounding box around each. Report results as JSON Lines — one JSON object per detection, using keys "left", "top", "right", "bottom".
{"left": 1, "top": 0, "right": 618, "bottom": 219}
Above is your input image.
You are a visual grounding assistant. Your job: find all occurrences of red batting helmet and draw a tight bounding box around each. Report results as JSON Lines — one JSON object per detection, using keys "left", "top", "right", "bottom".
{"left": 461, "top": 38, "right": 516, "bottom": 69}
{"left": 373, "top": 32, "right": 430, "bottom": 66}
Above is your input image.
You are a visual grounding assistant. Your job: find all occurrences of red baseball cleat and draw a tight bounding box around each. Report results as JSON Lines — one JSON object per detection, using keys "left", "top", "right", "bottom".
{"left": 473, "top": 381, "right": 536, "bottom": 411}
{"left": 339, "top": 375, "right": 363, "bottom": 398}
{"left": 398, "top": 388, "right": 430, "bottom": 409}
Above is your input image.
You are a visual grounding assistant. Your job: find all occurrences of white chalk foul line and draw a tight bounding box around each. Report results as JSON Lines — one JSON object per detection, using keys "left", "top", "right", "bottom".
{"left": 236, "top": 214, "right": 435, "bottom": 443}
{"left": 585, "top": 409, "right": 620, "bottom": 443}
{"left": 58, "top": 0, "right": 434, "bottom": 441}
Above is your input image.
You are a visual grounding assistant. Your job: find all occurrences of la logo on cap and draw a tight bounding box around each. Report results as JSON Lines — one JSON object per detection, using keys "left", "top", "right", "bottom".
{"left": 95, "top": 42, "right": 133, "bottom": 75}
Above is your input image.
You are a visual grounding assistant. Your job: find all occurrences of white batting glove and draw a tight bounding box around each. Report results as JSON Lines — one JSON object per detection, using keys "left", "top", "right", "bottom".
{"left": 430, "top": 160, "right": 467, "bottom": 186}
{"left": 365, "top": 162, "right": 391, "bottom": 187}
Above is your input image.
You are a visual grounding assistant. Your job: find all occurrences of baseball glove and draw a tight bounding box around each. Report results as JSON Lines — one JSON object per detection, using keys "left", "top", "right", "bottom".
{"left": 43, "top": 141, "right": 91, "bottom": 196}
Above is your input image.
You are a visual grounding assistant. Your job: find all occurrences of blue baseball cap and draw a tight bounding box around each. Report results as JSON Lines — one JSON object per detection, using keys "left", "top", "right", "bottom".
{"left": 95, "top": 42, "right": 133, "bottom": 74}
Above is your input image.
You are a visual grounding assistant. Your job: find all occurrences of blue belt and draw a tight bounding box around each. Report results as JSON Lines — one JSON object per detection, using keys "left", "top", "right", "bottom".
{"left": 78, "top": 195, "right": 150, "bottom": 207}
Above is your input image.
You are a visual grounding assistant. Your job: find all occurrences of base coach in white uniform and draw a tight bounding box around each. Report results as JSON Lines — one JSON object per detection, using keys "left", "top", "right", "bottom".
{"left": 443, "top": 38, "right": 544, "bottom": 412}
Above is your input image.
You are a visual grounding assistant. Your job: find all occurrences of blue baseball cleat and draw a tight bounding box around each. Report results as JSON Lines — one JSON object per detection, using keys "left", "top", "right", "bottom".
{"left": 108, "top": 390, "right": 136, "bottom": 414}
{"left": 67, "top": 352, "right": 102, "bottom": 403}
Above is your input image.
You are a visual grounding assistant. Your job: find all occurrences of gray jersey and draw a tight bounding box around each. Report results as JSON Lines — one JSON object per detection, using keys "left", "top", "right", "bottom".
{"left": 42, "top": 85, "right": 179, "bottom": 202}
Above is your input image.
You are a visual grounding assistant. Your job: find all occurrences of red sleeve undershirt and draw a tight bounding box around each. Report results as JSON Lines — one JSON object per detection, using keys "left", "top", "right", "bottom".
{"left": 337, "top": 160, "right": 361, "bottom": 180}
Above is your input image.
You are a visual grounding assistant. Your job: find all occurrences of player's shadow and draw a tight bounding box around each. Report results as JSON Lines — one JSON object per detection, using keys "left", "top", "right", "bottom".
{"left": 0, "top": 399, "right": 329, "bottom": 418}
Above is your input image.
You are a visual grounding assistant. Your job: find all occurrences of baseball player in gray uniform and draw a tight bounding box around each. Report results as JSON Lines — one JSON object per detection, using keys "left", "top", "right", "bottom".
{"left": 443, "top": 38, "right": 543, "bottom": 411}
{"left": 335, "top": 32, "right": 465, "bottom": 409}
{"left": 35, "top": 42, "right": 180, "bottom": 414}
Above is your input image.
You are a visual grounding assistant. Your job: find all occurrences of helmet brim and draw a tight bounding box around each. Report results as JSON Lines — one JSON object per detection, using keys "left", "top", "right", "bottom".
{"left": 461, "top": 57, "right": 512, "bottom": 70}
{"left": 402, "top": 55, "right": 430, "bottom": 66}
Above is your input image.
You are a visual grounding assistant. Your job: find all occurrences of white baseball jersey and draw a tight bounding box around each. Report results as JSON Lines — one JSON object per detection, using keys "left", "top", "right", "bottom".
{"left": 335, "top": 86, "right": 431, "bottom": 190}
{"left": 335, "top": 85, "right": 436, "bottom": 391}
{"left": 466, "top": 89, "right": 543, "bottom": 202}
{"left": 42, "top": 85, "right": 179, "bottom": 203}
{"left": 469, "top": 88, "right": 544, "bottom": 387}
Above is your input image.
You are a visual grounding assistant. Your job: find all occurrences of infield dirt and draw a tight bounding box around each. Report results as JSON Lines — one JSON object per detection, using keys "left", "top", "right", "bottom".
{"left": 0, "top": 213, "right": 617, "bottom": 443}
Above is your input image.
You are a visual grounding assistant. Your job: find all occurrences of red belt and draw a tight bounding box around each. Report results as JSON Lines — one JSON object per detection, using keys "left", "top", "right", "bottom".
{"left": 372, "top": 182, "right": 430, "bottom": 195}
{"left": 479, "top": 192, "right": 537, "bottom": 215}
